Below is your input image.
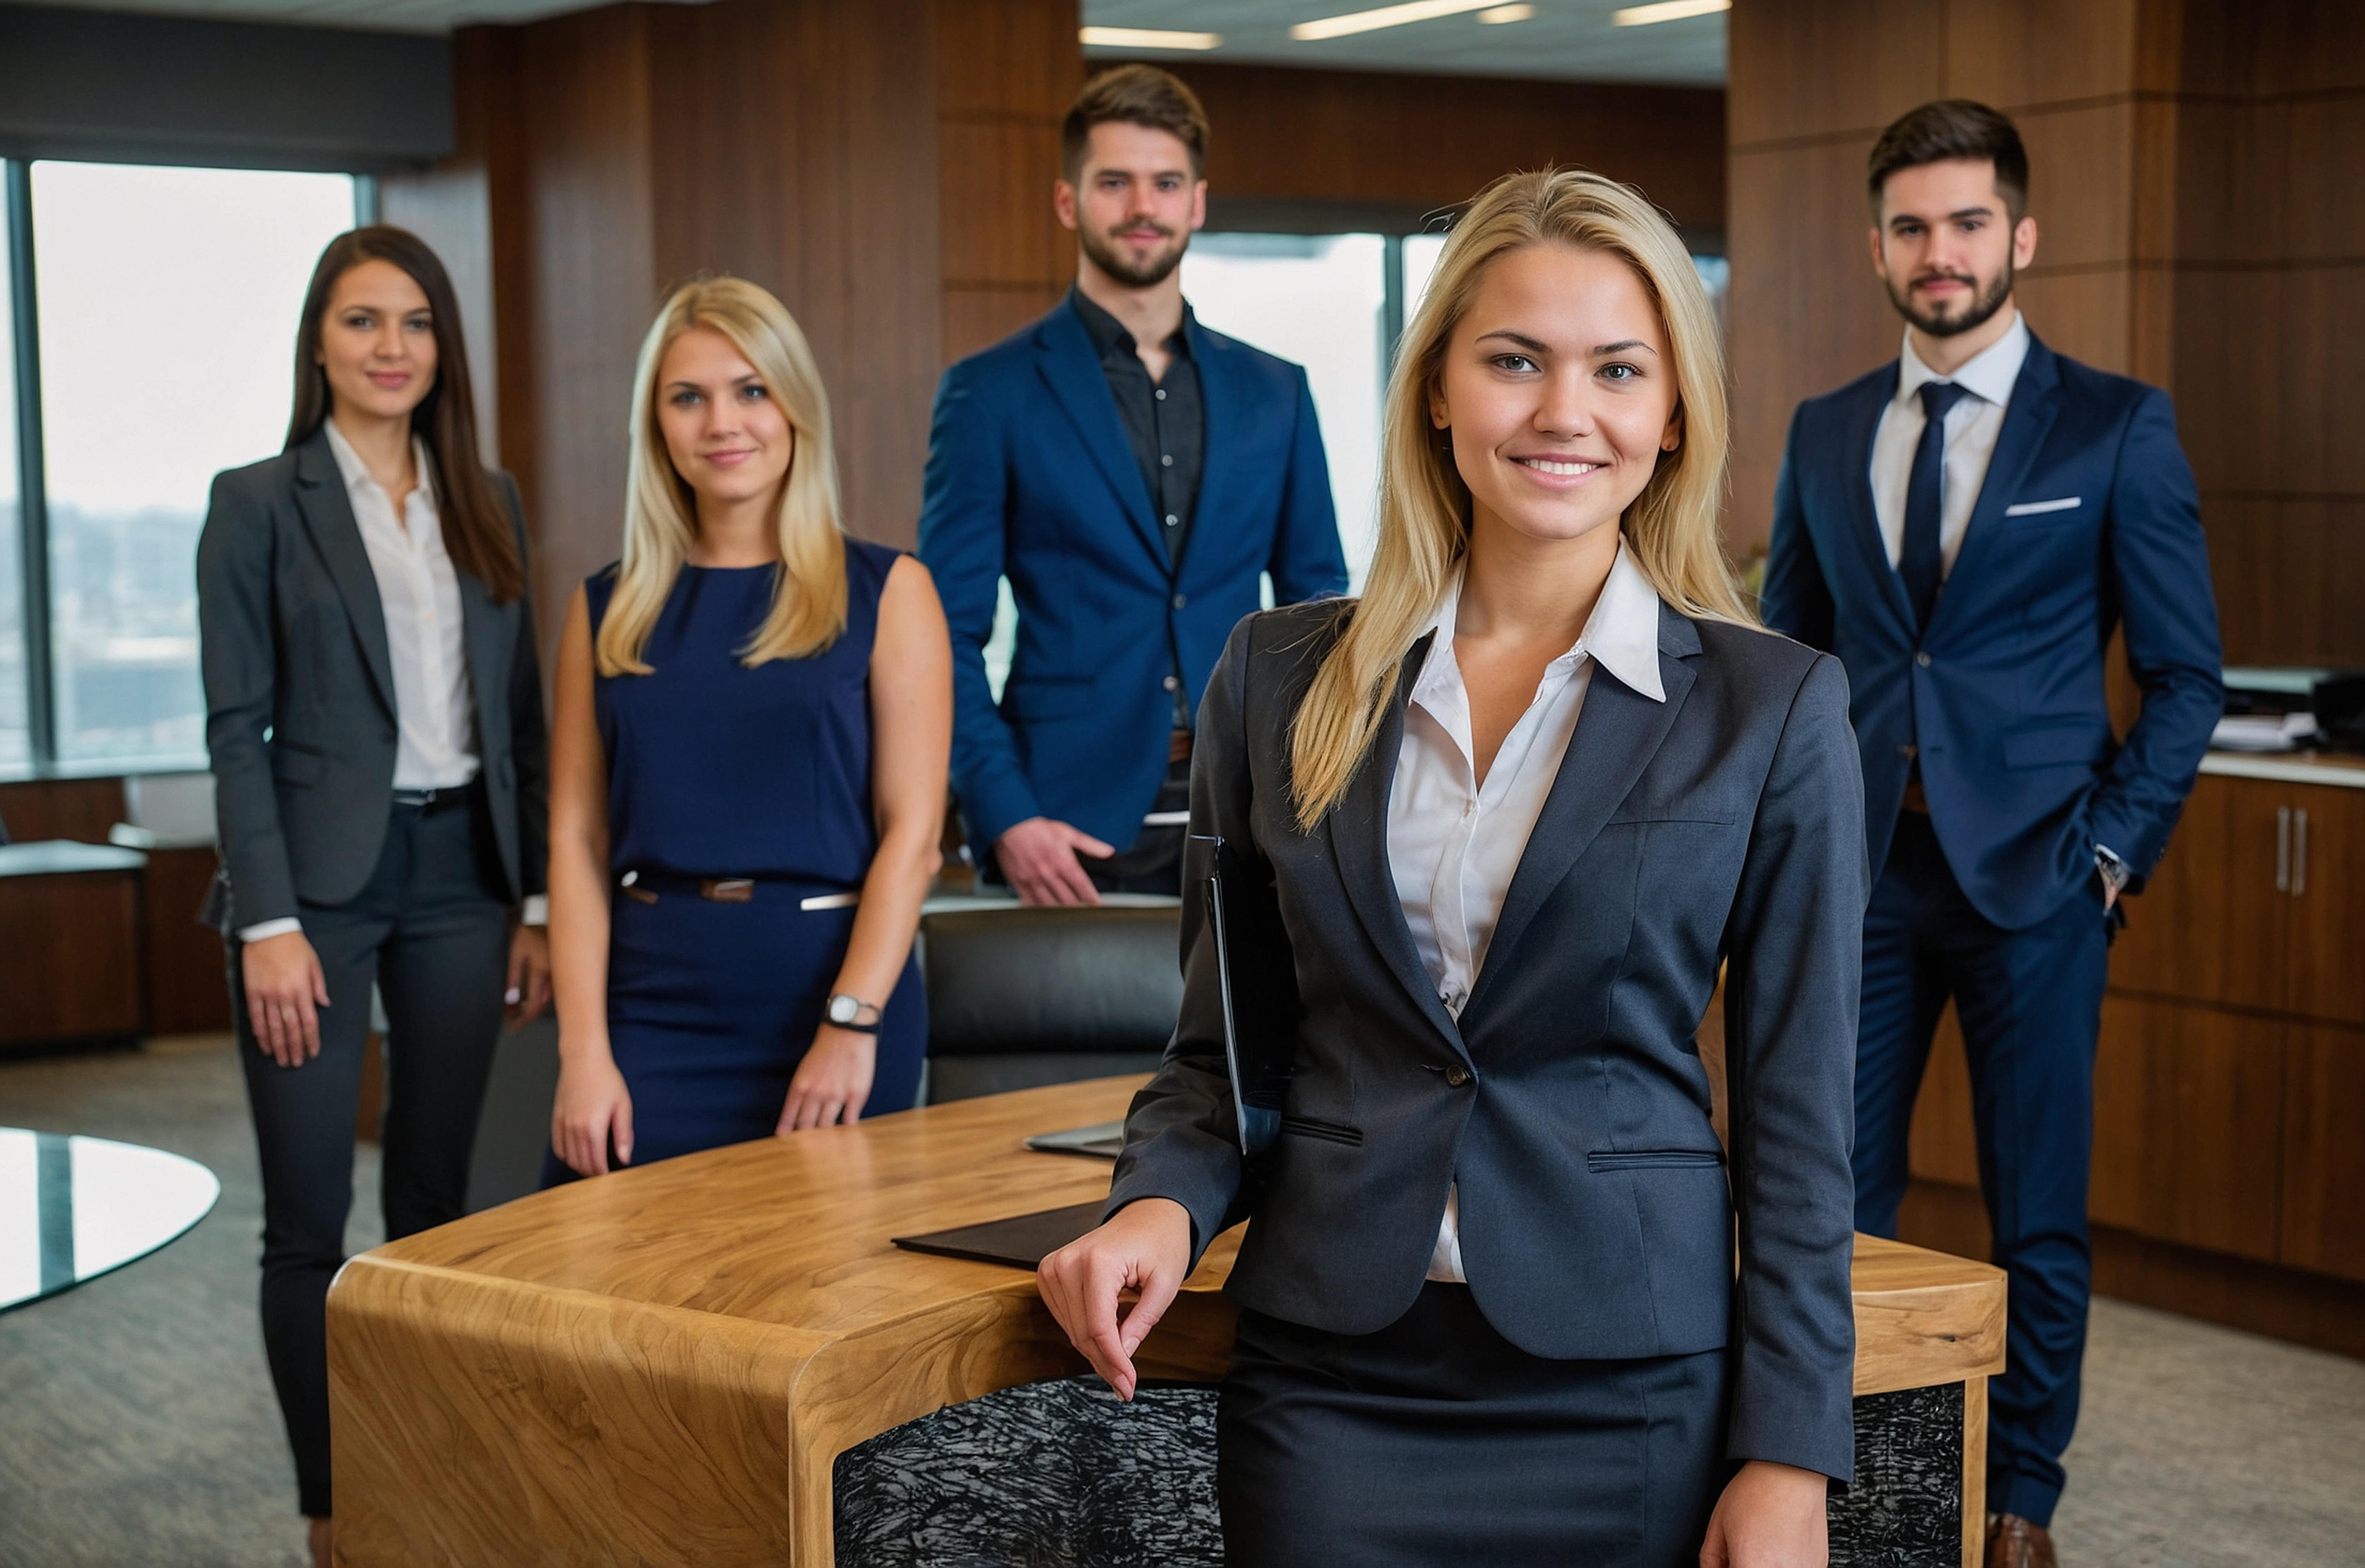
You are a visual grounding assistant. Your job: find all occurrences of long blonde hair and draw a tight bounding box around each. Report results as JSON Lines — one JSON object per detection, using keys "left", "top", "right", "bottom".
{"left": 595, "top": 275, "right": 847, "bottom": 676}
{"left": 1289, "top": 168, "right": 1749, "bottom": 831}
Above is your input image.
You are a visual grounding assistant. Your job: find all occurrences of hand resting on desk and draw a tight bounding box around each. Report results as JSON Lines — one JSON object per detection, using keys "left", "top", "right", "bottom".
{"left": 1037, "top": 1197, "right": 1193, "bottom": 1401}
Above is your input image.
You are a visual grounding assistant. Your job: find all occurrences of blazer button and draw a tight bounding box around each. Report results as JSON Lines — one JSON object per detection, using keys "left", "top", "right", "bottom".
{"left": 1915, "top": 651, "right": 1933, "bottom": 668}
{"left": 1173, "top": 593, "right": 1188, "bottom": 610}
{"left": 1443, "top": 1065, "right": 1471, "bottom": 1087}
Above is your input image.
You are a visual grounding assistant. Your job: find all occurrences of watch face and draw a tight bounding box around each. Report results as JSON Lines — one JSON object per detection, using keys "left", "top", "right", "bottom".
{"left": 828, "top": 995, "right": 856, "bottom": 1025}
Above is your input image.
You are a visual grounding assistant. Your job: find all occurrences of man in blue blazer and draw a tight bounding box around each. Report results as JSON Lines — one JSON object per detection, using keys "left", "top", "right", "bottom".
{"left": 919, "top": 66, "right": 1346, "bottom": 904}
{"left": 1762, "top": 102, "right": 2221, "bottom": 1567}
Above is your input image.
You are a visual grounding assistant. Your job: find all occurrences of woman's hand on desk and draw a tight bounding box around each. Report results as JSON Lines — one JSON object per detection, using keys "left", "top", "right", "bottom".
{"left": 778, "top": 1027, "right": 877, "bottom": 1132}
{"left": 1699, "top": 1458, "right": 1829, "bottom": 1568}
{"left": 241, "top": 931, "right": 331, "bottom": 1067}
{"left": 1038, "top": 1198, "right": 1193, "bottom": 1402}
{"left": 551, "top": 1047, "right": 634, "bottom": 1175}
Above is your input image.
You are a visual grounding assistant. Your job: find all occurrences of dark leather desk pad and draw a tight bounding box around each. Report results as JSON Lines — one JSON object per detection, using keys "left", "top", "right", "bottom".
{"left": 891, "top": 1200, "right": 1105, "bottom": 1271}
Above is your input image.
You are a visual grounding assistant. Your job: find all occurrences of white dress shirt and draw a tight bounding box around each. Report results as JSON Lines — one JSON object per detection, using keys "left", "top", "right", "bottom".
{"left": 240, "top": 423, "right": 537, "bottom": 943}
{"left": 1387, "top": 542, "right": 1667, "bottom": 1282}
{"left": 1869, "top": 310, "right": 2029, "bottom": 579}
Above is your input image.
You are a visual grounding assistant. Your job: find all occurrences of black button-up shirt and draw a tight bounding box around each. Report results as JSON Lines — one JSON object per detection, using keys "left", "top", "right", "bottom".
{"left": 1070, "top": 287, "right": 1204, "bottom": 572}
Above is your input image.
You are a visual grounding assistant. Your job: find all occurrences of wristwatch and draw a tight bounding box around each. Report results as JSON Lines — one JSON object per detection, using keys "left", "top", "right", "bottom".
{"left": 826, "top": 993, "right": 882, "bottom": 1034}
{"left": 2093, "top": 844, "right": 2132, "bottom": 896}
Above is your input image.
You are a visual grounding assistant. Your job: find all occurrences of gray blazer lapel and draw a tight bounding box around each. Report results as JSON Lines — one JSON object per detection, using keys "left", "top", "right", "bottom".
{"left": 291, "top": 431, "right": 397, "bottom": 720}
{"left": 457, "top": 568, "right": 502, "bottom": 754}
{"left": 1466, "top": 603, "right": 1701, "bottom": 1017}
{"left": 1322, "top": 632, "right": 1468, "bottom": 1056}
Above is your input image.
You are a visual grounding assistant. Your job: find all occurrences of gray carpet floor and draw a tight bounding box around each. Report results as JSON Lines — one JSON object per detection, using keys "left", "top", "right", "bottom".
{"left": 3, "top": 1035, "right": 2362, "bottom": 1568}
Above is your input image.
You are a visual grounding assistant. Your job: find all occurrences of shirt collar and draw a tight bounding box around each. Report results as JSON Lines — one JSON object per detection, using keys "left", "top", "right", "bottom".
{"left": 1068, "top": 285, "right": 1193, "bottom": 362}
{"left": 322, "top": 418, "right": 435, "bottom": 507}
{"left": 1412, "top": 538, "right": 1667, "bottom": 707}
{"left": 1895, "top": 307, "right": 2028, "bottom": 411}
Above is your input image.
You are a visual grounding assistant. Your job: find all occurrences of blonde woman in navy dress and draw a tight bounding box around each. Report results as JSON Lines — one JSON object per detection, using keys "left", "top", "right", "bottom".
{"left": 545, "top": 276, "right": 951, "bottom": 1178}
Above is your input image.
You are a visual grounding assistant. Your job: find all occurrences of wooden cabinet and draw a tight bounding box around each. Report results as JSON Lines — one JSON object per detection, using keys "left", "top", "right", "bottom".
{"left": 2284, "top": 783, "right": 2365, "bottom": 1027}
{"left": 2114, "top": 769, "right": 2365, "bottom": 1026}
{"left": 1912, "top": 759, "right": 2365, "bottom": 1297}
{"left": 2092, "top": 996, "right": 2284, "bottom": 1261}
{"left": 2111, "top": 774, "right": 2289, "bottom": 1012}
{"left": 2281, "top": 1022, "right": 2365, "bottom": 1282}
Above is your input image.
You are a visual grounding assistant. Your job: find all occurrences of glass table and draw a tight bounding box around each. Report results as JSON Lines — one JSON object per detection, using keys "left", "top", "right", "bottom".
{"left": 0, "top": 1129, "right": 219, "bottom": 1312}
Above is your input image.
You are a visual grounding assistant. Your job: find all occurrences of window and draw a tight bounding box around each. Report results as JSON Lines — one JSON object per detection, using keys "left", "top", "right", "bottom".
{"left": 2, "top": 161, "right": 356, "bottom": 774}
{"left": 0, "top": 180, "right": 23, "bottom": 768}
{"left": 1182, "top": 233, "right": 1390, "bottom": 589}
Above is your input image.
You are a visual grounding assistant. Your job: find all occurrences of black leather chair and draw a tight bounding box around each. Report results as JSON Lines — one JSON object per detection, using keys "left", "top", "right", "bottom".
{"left": 920, "top": 902, "right": 1183, "bottom": 1104}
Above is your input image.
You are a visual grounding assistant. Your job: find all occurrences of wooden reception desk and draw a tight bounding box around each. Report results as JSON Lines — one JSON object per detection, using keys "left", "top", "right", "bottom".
{"left": 328, "top": 1077, "right": 2005, "bottom": 1567}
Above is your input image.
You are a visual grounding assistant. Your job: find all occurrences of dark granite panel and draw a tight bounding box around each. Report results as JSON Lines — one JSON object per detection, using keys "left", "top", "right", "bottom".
{"left": 1831, "top": 1381, "right": 1966, "bottom": 1567}
{"left": 837, "top": 1376, "right": 1967, "bottom": 1567}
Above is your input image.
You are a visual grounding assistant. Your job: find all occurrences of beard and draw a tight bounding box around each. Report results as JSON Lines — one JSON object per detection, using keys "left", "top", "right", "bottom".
{"left": 1886, "top": 259, "right": 2015, "bottom": 338}
{"left": 1080, "top": 220, "right": 1189, "bottom": 288}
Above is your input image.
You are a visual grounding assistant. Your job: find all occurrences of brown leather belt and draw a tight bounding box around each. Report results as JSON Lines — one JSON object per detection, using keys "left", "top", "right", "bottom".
{"left": 1900, "top": 780, "right": 1930, "bottom": 814}
{"left": 1169, "top": 727, "right": 1194, "bottom": 764}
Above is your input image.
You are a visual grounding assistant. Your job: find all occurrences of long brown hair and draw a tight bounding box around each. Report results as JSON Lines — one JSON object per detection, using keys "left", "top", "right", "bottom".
{"left": 285, "top": 226, "right": 523, "bottom": 604}
{"left": 1289, "top": 168, "right": 1751, "bottom": 831}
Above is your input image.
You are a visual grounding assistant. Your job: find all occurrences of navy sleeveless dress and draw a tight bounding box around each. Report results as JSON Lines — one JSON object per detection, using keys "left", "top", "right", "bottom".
{"left": 548, "top": 539, "right": 926, "bottom": 1178}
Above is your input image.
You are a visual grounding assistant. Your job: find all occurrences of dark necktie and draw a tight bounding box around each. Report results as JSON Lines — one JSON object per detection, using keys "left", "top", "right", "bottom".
{"left": 1899, "top": 380, "right": 1973, "bottom": 629}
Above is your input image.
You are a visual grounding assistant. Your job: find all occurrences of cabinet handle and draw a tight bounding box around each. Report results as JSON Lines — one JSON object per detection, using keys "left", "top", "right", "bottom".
{"left": 2276, "top": 806, "right": 2291, "bottom": 892}
{"left": 2293, "top": 808, "right": 2309, "bottom": 897}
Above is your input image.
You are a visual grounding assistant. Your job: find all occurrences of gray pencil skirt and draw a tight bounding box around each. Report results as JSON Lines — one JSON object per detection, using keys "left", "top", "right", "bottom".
{"left": 1217, "top": 1282, "right": 1733, "bottom": 1568}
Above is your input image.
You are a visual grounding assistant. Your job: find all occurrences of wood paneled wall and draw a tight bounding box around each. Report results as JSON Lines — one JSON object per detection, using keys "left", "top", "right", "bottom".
{"left": 1726, "top": 0, "right": 2363, "bottom": 667}
{"left": 936, "top": 0, "right": 1081, "bottom": 364}
{"left": 1158, "top": 62, "right": 1725, "bottom": 236}
{"left": 387, "top": 0, "right": 949, "bottom": 640}
{"left": 2168, "top": 4, "right": 2365, "bottom": 667}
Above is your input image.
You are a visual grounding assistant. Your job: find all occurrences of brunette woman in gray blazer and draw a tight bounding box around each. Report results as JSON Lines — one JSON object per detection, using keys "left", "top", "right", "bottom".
{"left": 197, "top": 226, "right": 549, "bottom": 1568}
{"left": 1041, "top": 171, "right": 1866, "bottom": 1568}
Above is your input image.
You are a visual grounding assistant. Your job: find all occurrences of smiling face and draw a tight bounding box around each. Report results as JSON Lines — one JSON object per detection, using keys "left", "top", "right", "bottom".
{"left": 1428, "top": 242, "right": 1681, "bottom": 554}
{"left": 653, "top": 325, "right": 795, "bottom": 511}
{"left": 1871, "top": 156, "right": 2038, "bottom": 337}
{"left": 1055, "top": 120, "right": 1205, "bottom": 289}
{"left": 317, "top": 258, "right": 437, "bottom": 424}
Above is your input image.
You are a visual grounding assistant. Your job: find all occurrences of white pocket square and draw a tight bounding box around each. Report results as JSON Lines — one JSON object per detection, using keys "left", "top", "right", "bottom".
{"left": 2004, "top": 496, "right": 2081, "bottom": 517}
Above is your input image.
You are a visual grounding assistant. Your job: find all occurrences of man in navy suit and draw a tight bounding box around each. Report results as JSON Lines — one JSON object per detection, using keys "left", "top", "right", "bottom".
{"left": 919, "top": 66, "right": 1346, "bottom": 904}
{"left": 1762, "top": 101, "right": 2221, "bottom": 1567}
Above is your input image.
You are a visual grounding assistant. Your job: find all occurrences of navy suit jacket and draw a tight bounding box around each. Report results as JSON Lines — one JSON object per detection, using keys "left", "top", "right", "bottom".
{"left": 1761, "top": 333, "right": 2222, "bottom": 930}
{"left": 917, "top": 301, "right": 1347, "bottom": 851}
{"left": 1109, "top": 600, "right": 1867, "bottom": 1482}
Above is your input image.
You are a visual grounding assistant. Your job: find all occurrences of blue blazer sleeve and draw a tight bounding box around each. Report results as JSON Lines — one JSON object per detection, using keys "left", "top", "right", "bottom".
{"left": 916, "top": 359, "right": 1041, "bottom": 846}
{"left": 197, "top": 466, "right": 300, "bottom": 929}
{"left": 1758, "top": 409, "right": 1834, "bottom": 651}
{"left": 1264, "top": 369, "right": 1349, "bottom": 605}
{"left": 2085, "top": 388, "right": 2223, "bottom": 885}
{"left": 1720, "top": 652, "right": 1866, "bottom": 1482}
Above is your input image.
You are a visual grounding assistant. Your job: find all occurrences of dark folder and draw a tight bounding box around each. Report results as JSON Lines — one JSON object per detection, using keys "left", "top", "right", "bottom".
{"left": 890, "top": 1201, "right": 1106, "bottom": 1270}
{"left": 1190, "top": 832, "right": 1294, "bottom": 1162}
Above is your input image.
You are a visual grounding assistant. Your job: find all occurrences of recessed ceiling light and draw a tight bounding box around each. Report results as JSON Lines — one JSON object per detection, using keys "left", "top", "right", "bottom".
{"left": 1476, "top": 2, "right": 1536, "bottom": 20}
{"left": 1611, "top": 0, "right": 1729, "bottom": 24}
{"left": 1079, "top": 25, "right": 1224, "bottom": 50}
{"left": 1290, "top": 0, "right": 1505, "bottom": 43}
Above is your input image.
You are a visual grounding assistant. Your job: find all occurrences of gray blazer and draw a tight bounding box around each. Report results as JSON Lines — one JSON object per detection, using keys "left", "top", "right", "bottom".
{"left": 196, "top": 427, "right": 549, "bottom": 931}
{"left": 1106, "top": 596, "right": 1868, "bottom": 1481}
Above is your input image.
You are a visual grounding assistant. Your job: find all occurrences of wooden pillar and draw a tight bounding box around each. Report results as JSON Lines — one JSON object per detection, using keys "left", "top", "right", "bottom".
{"left": 384, "top": 0, "right": 1079, "bottom": 654}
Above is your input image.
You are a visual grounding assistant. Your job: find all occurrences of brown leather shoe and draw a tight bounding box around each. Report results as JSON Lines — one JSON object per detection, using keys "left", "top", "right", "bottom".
{"left": 1985, "top": 1512, "right": 2057, "bottom": 1568}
